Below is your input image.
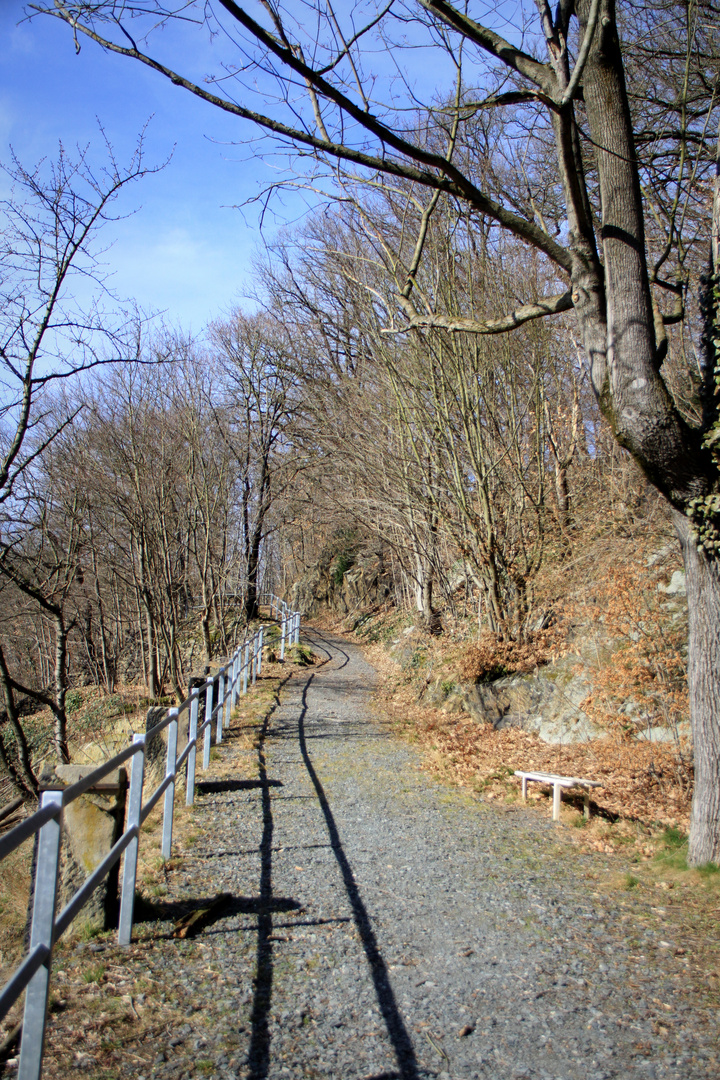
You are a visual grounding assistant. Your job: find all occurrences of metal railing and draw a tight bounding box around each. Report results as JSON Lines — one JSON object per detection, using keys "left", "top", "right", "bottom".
{"left": 0, "top": 598, "right": 301, "bottom": 1080}
{"left": 263, "top": 592, "right": 301, "bottom": 655}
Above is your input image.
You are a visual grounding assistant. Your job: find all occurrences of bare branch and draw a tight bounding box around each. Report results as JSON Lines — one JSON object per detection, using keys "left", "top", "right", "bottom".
{"left": 385, "top": 290, "right": 574, "bottom": 334}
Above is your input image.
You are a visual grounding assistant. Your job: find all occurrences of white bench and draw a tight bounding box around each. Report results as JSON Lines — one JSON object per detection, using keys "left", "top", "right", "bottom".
{"left": 514, "top": 770, "right": 601, "bottom": 821}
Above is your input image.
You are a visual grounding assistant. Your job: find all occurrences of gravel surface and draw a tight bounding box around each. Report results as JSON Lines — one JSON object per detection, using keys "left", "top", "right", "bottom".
{"left": 42, "top": 629, "right": 717, "bottom": 1080}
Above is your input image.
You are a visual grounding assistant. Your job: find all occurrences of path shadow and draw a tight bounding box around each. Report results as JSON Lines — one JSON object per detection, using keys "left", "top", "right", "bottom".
{"left": 242, "top": 650, "right": 419, "bottom": 1080}
{"left": 133, "top": 892, "right": 301, "bottom": 929}
{"left": 246, "top": 688, "right": 280, "bottom": 1080}
{"left": 301, "top": 628, "right": 351, "bottom": 670}
{"left": 196, "top": 778, "right": 282, "bottom": 794}
{"left": 297, "top": 674, "right": 421, "bottom": 1080}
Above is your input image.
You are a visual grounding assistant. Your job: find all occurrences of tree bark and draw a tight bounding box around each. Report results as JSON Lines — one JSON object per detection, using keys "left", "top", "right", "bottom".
{"left": 0, "top": 644, "right": 38, "bottom": 796}
{"left": 146, "top": 603, "right": 157, "bottom": 699}
{"left": 53, "top": 613, "right": 69, "bottom": 764}
{"left": 675, "top": 512, "right": 720, "bottom": 864}
{"left": 577, "top": 0, "right": 708, "bottom": 506}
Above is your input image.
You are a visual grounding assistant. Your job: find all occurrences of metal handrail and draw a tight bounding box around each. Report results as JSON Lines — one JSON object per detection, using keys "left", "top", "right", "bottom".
{"left": 0, "top": 602, "right": 302, "bottom": 1080}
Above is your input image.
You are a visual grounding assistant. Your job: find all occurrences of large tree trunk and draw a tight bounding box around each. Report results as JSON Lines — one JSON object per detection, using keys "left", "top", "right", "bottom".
{"left": 245, "top": 532, "right": 261, "bottom": 622}
{"left": 675, "top": 512, "right": 720, "bottom": 865}
{"left": 414, "top": 560, "right": 434, "bottom": 627}
{"left": 0, "top": 644, "right": 37, "bottom": 796}
{"left": 145, "top": 604, "right": 157, "bottom": 699}
{"left": 53, "top": 613, "right": 69, "bottom": 764}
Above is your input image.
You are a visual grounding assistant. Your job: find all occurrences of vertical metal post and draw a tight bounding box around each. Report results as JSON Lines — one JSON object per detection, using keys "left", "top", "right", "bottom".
{"left": 257, "top": 627, "right": 264, "bottom": 677}
{"left": 216, "top": 669, "right": 225, "bottom": 744}
{"left": 118, "top": 736, "right": 146, "bottom": 946}
{"left": 228, "top": 656, "right": 236, "bottom": 724}
{"left": 243, "top": 642, "right": 249, "bottom": 694}
{"left": 18, "top": 790, "right": 62, "bottom": 1080}
{"left": 162, "top": 708, "right": 179, "bottom": 859}
{"left": 231, "top": 651, "right": 239, "bottom": 707}
{"left": 203, "top": 675, "right": 213, "bottom": 770}
{"left": 251, "top": 632, "right": 258, "bottom": 686}
{"left": 280, "top": 614, "right": 286, "bottom": 661}
{"left": 186, "top": 688, "right": 199, "bottom": 807}
{"left": 294, "top": 611, "right": 300, "bottom": 645}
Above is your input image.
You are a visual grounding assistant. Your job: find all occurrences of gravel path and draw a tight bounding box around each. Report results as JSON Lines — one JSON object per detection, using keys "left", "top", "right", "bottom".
{"left": 51, "top": 630, "right": 717, "bottom": 1080}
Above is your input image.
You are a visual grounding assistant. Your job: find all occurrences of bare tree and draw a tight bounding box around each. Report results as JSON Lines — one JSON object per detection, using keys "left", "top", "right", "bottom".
{"left": 0, "top": 134, "right": 155, "bottom": 504}
{"left": 37, "top": 0, "right": 720, "bottom": 861}
{"left": 210, "top": 311, "right": 301, "bottom": 621}
{"left": 0, "top": 136, "right": 155, "bottom": 787}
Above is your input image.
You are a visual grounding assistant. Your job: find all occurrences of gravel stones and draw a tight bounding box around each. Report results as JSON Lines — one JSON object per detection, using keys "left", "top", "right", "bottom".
{"left": 43, "top": 629, "right": 716, "bottom": 1080}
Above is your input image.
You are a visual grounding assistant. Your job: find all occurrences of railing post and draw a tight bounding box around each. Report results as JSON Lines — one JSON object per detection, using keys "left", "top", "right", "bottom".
{"left": 243, "top": 642, "right": 250, "bottom": 694}
{"left": 231, "top": 650, "right": 240, "bottom": 707}
{"left": 118, "top": 735, "right": 146, "bottom": 946}
{"left": 186, "top": 688, "right": 199, "bottom": 807}
{"left": 224, "top": 662, "right": 233, "bottom": 727}
{"left": 216, "top": 669, "right": 225, "bottom": 744}
{"left": 18, "top": 790, "right": 62, "bottom": 1080}
{"left": 294, "top": 611, "right": 300, "bottom": 645}
{"left": 252, "top": 632, "right": 258, "bottom": 686}
{"left": 162, "top": 708, "right": 179, "bottom": 860}
{"left": 203, "top": 675, "right": 213, "bottom": 770}
{"left": 280, "top": 614, "right": 286, "bottom": 661}
{"left": 257, "top": 627, "right": 264, "bottom": 677}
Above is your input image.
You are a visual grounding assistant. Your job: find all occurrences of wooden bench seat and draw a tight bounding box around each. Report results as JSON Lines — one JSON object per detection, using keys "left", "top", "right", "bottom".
{"left": 514, "top": 770, "right": 602, "bottom": 821}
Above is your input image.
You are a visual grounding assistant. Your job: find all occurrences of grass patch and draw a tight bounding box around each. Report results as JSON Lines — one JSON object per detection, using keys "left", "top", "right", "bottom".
{"left": 82, "top": 963, "right": 106, "bottom": 984}
{"left": 653, "top": 826, "right": 689, "bottom": 871}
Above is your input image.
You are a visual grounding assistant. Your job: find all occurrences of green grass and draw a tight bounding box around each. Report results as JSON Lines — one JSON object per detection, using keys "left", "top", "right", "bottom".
{"left": 287, "top": 642, "right": 314, "bottom": 666}
{"left": 82, "top": 963, "right": 106, "bottom": 984}
{"left": 623, "top": 873, "right": 640, "bottom": 889}
{"left": 652, "top": 826, "right": 719, "bottom": 878}
{"left": 653, "top": 825, "right": 689, "bottom": 871}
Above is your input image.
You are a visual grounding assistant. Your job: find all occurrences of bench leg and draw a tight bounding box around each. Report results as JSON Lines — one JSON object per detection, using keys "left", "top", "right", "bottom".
{"left": 584, "top": 791, "right": 591, "bottom": 821}
{"left": 521, "top": 777, "right": 527, "bottom": 801}
{"left": 552, "top": 783, "right": 561, "bottom": 821}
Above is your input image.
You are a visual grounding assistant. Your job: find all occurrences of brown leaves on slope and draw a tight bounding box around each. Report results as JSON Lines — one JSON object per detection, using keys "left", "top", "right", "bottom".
{"left": 367, "top": 642, "right": 691, "bottom": 831}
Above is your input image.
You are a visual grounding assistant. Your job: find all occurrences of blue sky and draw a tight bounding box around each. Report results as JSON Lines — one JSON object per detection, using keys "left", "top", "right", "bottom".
{"left": 0, "top": 2, "right": 526, "bottom": 336}
{"left": 0, "top": 3, "right": 295, "bottom": 333}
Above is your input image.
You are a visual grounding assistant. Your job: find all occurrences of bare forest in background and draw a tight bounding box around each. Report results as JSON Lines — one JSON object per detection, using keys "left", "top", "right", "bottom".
{"left": 2, "top": 1, "right": 718, "bottom": 857}
{"left": 0, "top": 177, "right": 693, "bottom": 805}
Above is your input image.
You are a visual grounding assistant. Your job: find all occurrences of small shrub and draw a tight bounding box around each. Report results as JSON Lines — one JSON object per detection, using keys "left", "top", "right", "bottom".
{"left": 66, "top": 689, "right": 83, "bottom": 713}
{"left": 82, "top": 963, "right": 106, "bottom": 984}
{"left": 459, "top": 630, "right": 560, "bottom": 683}
{"left": 332, "top": 552, "right": 354, "bottom": 586}
{"left": 654, "top": 826, "right": 689, "bottom": 871}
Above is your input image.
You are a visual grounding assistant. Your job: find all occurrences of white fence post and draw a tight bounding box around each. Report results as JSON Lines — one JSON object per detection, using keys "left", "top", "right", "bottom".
{"left": 162, "top": 708, "right": 179, "bottom": 859}
{"left": 118, "top": 735, "right": 146, "bottom": 946}
{"left": 243, "top": 641, "right": 250, "bottom": 694}
{"left": 203, "top": 675, "right": 213, "bottom": 770}
{"left": 224, "top": 663, "right": 232, "bottom": 728}
{"left": 257, "top": 627, "right": 264, "bottom": 677}
{"left": 231, "top": 650, "right": 240, "bottom": 707}
{"left": 18, "top": 790, "right": 62, "bottom": 1080}
{"left": 186, "top": 688, "right": 199, "bottom": 806}
{"left": 280, "top": 614, "right": 286, "bottom": 661}
{"left": 216, "top": 669, "right": 225, "bottom": 745}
